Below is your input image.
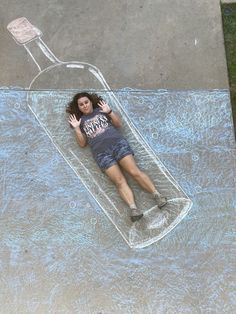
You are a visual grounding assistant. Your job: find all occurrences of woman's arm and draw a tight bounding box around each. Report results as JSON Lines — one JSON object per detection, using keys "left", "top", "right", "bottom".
{"left": 74, "top": 126, "right": 87, "bottom": 147}
{"left": 107, "top": 110, "right": 122, "bottom": 128}
{"left": 68, "top": 114, "right": 87, "bottom": 147}
{"left": 98, "top": 100, "right": 122, "bottom": 128}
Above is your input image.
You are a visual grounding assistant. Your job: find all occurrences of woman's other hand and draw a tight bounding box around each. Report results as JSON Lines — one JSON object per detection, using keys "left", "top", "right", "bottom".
{"left": 98, "top": 100, "right": 122, "bottom": 128}
{"left": 98, "top": 100, "right": 111, "bottom": 114}
{"left": 68, "top": 114, "right": 81, "bottom": 129}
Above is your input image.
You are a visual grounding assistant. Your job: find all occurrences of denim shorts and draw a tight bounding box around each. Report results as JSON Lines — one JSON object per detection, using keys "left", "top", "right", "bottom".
{"left": 93, "top": 138, "right": 134, "bottom": 170}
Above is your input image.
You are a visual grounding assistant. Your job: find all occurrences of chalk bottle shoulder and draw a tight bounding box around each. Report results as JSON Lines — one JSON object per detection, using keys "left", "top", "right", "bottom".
{"left": 7, "top": 17, "right": 111, "bottom": 91}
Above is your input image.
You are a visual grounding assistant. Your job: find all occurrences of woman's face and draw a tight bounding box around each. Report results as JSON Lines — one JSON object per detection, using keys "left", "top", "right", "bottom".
{"left": 77, "top": 96, "right": 93, "bottom": 115}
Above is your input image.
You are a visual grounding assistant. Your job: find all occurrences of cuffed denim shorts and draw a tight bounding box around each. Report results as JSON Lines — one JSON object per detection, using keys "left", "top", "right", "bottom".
{"left": 93, "top": 138, "right": 134, "bottom": 170}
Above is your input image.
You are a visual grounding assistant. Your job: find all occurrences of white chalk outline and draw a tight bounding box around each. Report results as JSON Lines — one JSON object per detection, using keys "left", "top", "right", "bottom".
{"left": 7, "top": 17, "right": 193, "bottom": 248}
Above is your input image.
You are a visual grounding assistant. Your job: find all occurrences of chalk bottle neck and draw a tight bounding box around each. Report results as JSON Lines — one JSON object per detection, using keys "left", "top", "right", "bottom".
{"left": 23, "top": 37, "right": 62, "bottom": 72}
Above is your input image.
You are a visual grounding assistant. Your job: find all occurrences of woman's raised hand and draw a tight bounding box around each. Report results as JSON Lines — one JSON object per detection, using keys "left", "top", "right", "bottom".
{"left": 98, "top": 100, "right": 111, "bottom": 113}
{"left": 68, "top": 114, "right": 81, "bottom": 129}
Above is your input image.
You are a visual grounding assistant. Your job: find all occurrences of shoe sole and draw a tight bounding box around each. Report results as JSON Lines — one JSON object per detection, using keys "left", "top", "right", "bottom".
{"left": 130, "top": 213, "right": 143, "bottom": 222}
{"left": 158, "top": 201, "right": 167, "bottom": 209}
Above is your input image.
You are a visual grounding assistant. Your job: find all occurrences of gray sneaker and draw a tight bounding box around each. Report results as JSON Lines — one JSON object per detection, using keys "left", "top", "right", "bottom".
{"left": 154, "top": 194, "right": 168, "bottom": 208}
{"left": 130, "top": 208, "right": 143, "bottom": 222}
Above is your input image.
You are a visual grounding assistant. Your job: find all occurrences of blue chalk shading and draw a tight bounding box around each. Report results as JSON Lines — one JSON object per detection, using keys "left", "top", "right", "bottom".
{"left": 0, "top": 88, "right": 235, "bottom": 313}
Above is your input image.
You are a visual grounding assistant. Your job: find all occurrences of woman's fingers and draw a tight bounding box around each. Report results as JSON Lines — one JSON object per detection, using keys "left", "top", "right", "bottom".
{"left": 68, "top": 114, "right": 80, "bottom": 127}
{"left": 98, "top": 100, "right": 107, "bottom": 106}
{"left": 68, "top": 115, "right": 73, "bottom": 123}
{"left": 69, "top": 114, "right": 77, "bottom": 121}
{"left": 98, "top": 101, "right": 105, "bottom": 107}
{"left": 98, "top": 100, "right": 111, "bottom": 113}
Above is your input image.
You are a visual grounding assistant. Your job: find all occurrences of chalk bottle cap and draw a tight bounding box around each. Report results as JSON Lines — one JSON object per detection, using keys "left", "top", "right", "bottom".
{"left": 7, "top": 17, "right": 42, "bottom": 45}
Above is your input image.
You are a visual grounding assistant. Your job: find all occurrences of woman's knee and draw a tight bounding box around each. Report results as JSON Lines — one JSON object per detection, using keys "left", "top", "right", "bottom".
{"left": 105, "top": 169, "right": 127, "bottom": 187}
{"left": 128, "top": 167, "right": 143, "bottom": 179}
{"left": 113, "top": 175, "right": 127, "bottom": 188}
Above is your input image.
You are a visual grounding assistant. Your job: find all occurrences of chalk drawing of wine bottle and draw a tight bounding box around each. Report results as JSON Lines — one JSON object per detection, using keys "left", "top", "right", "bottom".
{"left": 7, "top": 17, "right": 192, "bottom": 248}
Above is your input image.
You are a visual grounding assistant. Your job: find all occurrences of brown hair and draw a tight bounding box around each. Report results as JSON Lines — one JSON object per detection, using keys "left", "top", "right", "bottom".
{"left": 66, "top": 92, "right": 103, "bottom": 121}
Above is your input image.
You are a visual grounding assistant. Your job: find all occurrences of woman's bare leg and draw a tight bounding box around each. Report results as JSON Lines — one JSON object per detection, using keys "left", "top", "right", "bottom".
{"left": 118, "top": 154, "right": 167, "bottom": 208}
{"left": 104, "top": 163, "right": 143, "bottom": 221}
{"left": 104, "top": 164, "right": 135, "bottom": 206}
{"left": 118, "top": 154, "right": 156, "bottom": 193}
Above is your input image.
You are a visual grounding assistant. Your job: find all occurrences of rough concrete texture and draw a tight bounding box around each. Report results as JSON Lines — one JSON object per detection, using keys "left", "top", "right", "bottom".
{"left": 221, "top": 0, "right": 236, "bottom": 3}
{"left": 0, "top": 0, "right": 229, "bottom": 89}
{"left": 0, "top": 0, "right": 235, "bottom": 313}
